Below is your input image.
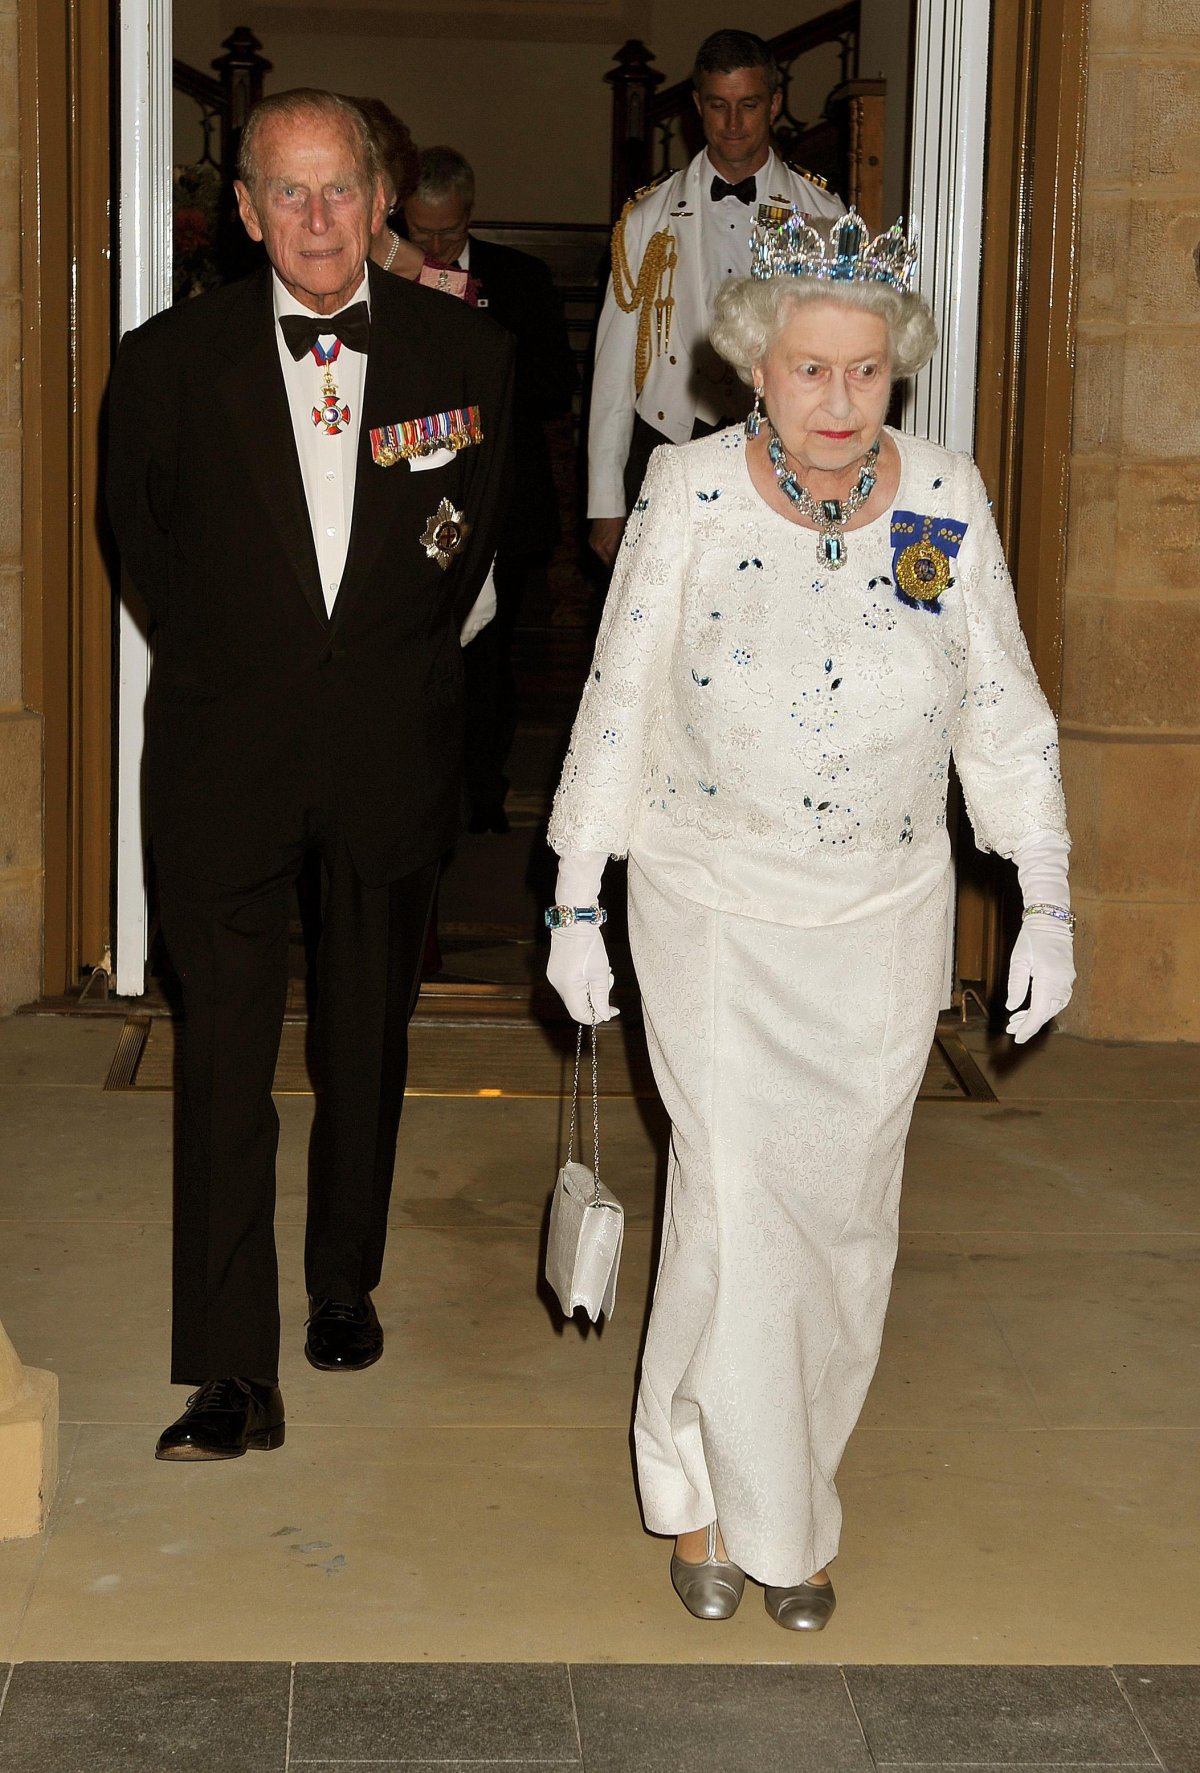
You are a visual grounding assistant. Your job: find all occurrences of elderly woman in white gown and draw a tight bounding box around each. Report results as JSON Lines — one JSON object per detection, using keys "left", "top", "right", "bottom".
{"left": 544, "top": 211, "right": 1075, "bottom": 1630}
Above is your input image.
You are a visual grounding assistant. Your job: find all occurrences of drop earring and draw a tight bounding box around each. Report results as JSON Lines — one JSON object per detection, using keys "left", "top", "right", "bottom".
{"left": 746, "top": 384, "right": 764, "bottom": 439}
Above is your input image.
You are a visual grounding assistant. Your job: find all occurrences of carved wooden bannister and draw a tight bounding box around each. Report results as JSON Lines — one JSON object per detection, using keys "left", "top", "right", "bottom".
{"left": 173, "top": 26, "right": 272, "bottom": 185}
{"left": 605, "top": 4, "right": 885, "bottom": 226}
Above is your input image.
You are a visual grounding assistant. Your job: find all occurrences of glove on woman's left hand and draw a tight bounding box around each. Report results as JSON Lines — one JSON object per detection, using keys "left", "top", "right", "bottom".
{"left": 1005, "top": 916, "right": 1076, "bottom": 1044}
{"left": 1005, "top": 830, "right": 1076, "bottom": 1044}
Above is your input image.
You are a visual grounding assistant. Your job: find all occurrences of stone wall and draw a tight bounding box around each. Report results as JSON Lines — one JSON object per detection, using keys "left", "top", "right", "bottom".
{"left": 0, "top": 0, "right": 42, "bottom": 1013}
{"left": 1062, "top": 0, "right": 1200, "bottom": 1040}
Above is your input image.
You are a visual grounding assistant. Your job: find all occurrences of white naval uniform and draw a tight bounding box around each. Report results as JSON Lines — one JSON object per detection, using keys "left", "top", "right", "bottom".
{"left": 551, "top": 428, "right": 1068, "bottom": 1585}
{"left": 587, "top": 149, "right": 844, "bottom": 518}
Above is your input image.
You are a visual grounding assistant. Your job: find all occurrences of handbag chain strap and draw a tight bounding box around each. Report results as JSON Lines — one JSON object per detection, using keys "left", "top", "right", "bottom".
{"left": 565, "top": 995, "right": 601, "bottom": 1194}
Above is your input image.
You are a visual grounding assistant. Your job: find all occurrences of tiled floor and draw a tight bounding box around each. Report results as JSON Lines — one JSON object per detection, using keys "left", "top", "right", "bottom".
{"left": 0, "top": 1660, "right": 1197, "bottom": 1770}
{"left": 0, "top": 1015, "right": 1198, "bottom": 1764}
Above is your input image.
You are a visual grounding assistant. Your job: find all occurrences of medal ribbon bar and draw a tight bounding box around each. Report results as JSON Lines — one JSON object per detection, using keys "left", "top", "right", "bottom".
{"left": 370, "top": 405, "right": 483, "bottom": 466}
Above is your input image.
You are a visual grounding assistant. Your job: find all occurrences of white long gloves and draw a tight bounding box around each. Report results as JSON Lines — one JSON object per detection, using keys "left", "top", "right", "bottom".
{"left": 545, "top": 851, "right": 619, "bottom": 1023}
{"left": 1006, "top": 830, "right": 1076, "bottom": 1044}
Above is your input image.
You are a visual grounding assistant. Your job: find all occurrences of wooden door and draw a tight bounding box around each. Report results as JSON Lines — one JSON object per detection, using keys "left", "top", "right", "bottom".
{"left": 21, "top": 0, "right": 114, "bottom": 996}
{"left": 958, "top": 0, "right": 1090, "bottom": 1000}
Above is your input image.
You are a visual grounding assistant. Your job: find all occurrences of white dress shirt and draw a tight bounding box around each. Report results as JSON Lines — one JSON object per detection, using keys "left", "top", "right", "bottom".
{"left": 700, "top": 152, "right": 767, "bottom": 301}
{"left": 273, "top": 271, "right": 370, "bottom": 616}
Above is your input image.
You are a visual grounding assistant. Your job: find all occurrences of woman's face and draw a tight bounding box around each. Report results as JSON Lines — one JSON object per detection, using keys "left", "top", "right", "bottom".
{"left": 756, "top": 297, "right": 892, "bottom": 474}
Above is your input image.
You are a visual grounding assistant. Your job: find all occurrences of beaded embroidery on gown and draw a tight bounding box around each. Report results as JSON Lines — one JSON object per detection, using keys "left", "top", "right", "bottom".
{"left": 549, "top": 426, "right": 1067, "bottom": 1587}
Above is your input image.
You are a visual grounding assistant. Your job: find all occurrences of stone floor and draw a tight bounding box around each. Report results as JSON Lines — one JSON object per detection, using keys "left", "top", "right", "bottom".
{"left": 0, "top": 1013, "right": 1198, "bottom": 1767}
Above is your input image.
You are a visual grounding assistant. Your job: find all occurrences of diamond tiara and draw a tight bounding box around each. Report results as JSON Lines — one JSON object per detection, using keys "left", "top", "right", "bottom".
{"left": 751, "top": 205, "right": 919, "bottom": 293}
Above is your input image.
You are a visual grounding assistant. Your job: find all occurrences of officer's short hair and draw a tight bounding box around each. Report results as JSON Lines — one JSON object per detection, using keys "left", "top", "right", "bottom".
{"left": 692, "top": 30, "right": 781, "bottom": 96}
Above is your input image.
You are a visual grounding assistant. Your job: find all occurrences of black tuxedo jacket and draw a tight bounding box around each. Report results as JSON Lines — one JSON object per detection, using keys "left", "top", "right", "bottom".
{"left": 107, "top": 261, "right": 514, "bottom": 887}
{"left": 467, "top": 235, "right": 575, "bottom": 557}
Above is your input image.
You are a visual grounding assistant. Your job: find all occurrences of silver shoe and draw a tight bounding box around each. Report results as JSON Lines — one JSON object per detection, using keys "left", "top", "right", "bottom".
{"left": 670, "top": 1523, "right": 746, "bottom": 1620}
{"left": 764, "top": 1576, "right": 836, "bottom": 1631}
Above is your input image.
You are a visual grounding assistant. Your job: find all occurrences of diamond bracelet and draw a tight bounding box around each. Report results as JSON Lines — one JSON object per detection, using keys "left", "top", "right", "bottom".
{"left": 1022, "top": 903, "right": 1076, "bottom": 933}
{"left": 544, "top": 905, "right": 608, "bottom": 930}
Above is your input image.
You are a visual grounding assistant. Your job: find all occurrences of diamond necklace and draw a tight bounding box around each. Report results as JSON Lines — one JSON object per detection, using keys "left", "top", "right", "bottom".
{"left": 765, "top": 422, "right": 880, "bottom": 570}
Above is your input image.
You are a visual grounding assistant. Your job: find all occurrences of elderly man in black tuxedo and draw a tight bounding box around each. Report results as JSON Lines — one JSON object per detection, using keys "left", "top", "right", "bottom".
{"left": 107, "top": 90, "right": 513, "bottom": 1461}
{"left": 404, "top": 147, "right": 576, "bottom": 833}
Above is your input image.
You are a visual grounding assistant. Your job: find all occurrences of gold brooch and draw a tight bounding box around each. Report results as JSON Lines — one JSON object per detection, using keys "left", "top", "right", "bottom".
{"left": 894, "top": 539, "right": 952, "bottom": 602}
{"left": 420, "top": 498, "right": 470, "bottom": 570}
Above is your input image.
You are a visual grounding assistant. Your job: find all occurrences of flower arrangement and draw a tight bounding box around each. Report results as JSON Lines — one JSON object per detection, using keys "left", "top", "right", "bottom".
{"left": 172, "top": 162, "right": 224, "bottom": 303}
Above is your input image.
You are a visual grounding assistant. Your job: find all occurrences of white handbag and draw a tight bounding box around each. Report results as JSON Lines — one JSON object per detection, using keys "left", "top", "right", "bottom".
{"left": 545, "top": 1013, "right": 624, "bottom": 1322}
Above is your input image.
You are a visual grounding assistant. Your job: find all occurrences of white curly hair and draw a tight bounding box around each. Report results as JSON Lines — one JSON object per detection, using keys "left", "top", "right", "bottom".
{"left": 710, "top": 274, "right": 939, "bottom": 385}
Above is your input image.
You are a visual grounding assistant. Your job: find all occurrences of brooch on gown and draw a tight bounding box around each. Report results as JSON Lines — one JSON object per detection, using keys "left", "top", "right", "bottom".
{"left": 889, "top": 511, "right": 968, "bottom": 612}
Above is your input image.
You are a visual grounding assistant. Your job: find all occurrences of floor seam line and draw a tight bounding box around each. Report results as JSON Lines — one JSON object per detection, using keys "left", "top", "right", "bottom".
{"left": 838, "top": 1664, "right": 878, "bottom": 1769}
{"left": 1109, "top": 1665, "right": 1169, "bottom": 1771}
{"left": 284, "top": 1661, "right": 295, "bottom": 1772}
{"left": 565, "top": 1661, "right": 584, "bottom": 1765}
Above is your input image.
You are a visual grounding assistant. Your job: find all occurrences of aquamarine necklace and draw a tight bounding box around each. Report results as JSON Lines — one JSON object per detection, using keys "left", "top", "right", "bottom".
{"left": 766, "top": 422, "right": 880, "bottom": 570}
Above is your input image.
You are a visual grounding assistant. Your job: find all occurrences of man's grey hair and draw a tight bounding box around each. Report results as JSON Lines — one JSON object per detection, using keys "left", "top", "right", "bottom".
{"left": 711, "top": 274, "right": 939, "bottom": 383}
{"left": 414, "top": 146, "right": 476, "bottom": 208}
{"left": 237, "top": 89, "right": 381, "bottom": 193}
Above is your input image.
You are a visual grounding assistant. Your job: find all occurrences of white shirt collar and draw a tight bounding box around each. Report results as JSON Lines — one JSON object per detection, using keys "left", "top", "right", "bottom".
{"left": 272, "top": 267, "right": 371, "bottom": 329}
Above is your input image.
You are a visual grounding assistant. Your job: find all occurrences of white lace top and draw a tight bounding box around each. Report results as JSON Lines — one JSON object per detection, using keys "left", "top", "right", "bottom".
{"left": 550, "top": 426, "right": 1067, "bottom": 925}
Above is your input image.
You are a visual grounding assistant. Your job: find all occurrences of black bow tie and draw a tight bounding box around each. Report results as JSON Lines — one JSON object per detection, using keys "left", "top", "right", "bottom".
{"left": 710, "top": 175, "right": 757, "bottom": 206}
{"left": 278, "top": 300, "right": 370, "bottom": 361}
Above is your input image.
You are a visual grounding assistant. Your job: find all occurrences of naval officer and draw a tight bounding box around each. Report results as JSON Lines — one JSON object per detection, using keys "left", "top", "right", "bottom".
{"left": 588, "top": 28, "right": 844, "bottom": 565}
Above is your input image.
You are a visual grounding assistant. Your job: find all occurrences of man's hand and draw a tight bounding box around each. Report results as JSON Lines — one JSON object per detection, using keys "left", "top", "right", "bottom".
{"left": 589, "top": 517, "right": 625, "bottom": 568}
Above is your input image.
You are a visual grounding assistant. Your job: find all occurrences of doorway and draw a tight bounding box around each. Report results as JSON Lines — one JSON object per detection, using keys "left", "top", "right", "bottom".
{"left": 83, "top": 0, "right": 1085, "bottom": 1004}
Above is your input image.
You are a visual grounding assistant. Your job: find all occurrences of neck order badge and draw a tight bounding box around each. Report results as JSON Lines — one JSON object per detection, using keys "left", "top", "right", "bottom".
{"left": 311, "top": 339, "right": 351, "bottom": 435}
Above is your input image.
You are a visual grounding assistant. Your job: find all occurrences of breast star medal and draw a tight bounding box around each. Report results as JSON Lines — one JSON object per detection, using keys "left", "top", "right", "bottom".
{"left": 889, "top": 511, "right": 968, "bottom": 612}
{"left": 420, "top": 498, "right": 470, "bottom": 570}
{"left": 310, "top": 339, "right": 351, "bottom": 435}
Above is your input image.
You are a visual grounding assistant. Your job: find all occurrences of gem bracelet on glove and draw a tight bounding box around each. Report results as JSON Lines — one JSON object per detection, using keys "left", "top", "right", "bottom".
{"left": 1022, "top": 903, "right": 1076, "bottom": 933}
{"left": 544, "top": 905, "right": 608, "bottom": 930}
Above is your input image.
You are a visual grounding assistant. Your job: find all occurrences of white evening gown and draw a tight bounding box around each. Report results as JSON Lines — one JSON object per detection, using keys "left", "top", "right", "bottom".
{"left": 548, "top": 427, "right": 1067, "bottom": 1586}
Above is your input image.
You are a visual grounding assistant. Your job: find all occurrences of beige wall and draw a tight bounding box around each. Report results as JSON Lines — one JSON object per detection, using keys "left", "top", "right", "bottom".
{"left": 174, "top": 0, "right": 847, "bottom": 223}
{"left": 0, "top": 0, "right": 42, "bottom": 1013}
{"left": 1062, "top": 0, "right": 1200, "bottom": 1039}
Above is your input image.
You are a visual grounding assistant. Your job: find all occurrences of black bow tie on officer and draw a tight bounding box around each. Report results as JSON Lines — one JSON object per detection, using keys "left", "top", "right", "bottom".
{"left": 709, "top": 174, "right": 757, "bottom": 205}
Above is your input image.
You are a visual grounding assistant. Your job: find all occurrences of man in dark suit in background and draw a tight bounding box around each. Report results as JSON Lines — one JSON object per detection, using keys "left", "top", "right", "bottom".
{"left": 404, "top": 147, "right": 576, "bottom": 833}
{"left": 107, "top": 91, "right": 513, "bottom": 1461}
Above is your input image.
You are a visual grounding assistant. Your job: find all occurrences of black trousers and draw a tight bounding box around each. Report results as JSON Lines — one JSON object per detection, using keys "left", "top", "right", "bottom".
{"left": 157, "top": 807, "right": 437, "bottom": 1387}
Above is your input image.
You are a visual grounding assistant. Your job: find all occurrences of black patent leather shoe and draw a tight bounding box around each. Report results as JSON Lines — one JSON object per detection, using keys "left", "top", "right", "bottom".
{"left": 155, "top": 1377, "right": 285, "bottom": 1462}
{"left": 305, "top": 1295, "right": 384, "bottom": 1371}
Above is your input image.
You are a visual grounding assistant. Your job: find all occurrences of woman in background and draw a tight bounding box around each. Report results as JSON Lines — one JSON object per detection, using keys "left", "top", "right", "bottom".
{"left": 353, "top": 98, "right": 477, "bottom": 304}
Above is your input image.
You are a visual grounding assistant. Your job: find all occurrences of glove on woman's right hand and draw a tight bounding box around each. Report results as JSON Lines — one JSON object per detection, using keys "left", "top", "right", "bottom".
{"left": 546, "top": 925, "right": 619, "bottom": 1023}
{"left": 545, "top": 849, "right": 619, "bottom": 1023}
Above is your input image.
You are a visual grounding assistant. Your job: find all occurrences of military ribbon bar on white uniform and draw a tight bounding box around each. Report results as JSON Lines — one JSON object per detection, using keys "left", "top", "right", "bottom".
{"left": 369, "top": 405, "right": 483, "bottom": 467}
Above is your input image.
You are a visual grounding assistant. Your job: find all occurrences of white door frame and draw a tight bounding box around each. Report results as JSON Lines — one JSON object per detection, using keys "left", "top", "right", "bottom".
{"left": 903, "top": 0, "right": 991, "bottom": 1006}
{"left": 114, "top": 0, "right": 172, "bottom": 996}
{"left": 903, "top": 0, "right": 991, "bottom": 453}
